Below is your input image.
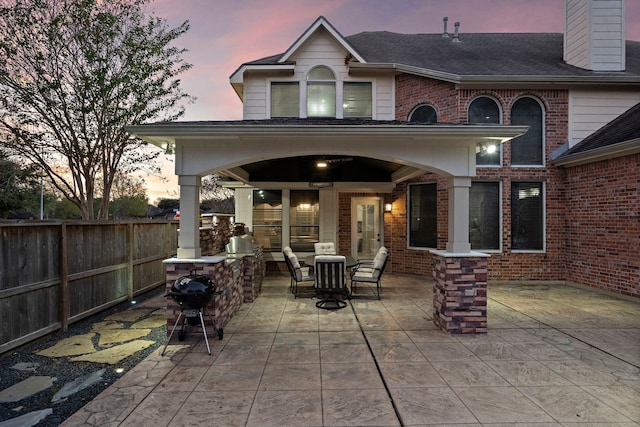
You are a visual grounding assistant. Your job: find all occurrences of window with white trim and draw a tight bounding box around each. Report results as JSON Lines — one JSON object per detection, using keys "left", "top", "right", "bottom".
{"left": 408, "top": 183, "right": 437, "bottom": 248}
{"left": 307, "top": 66, "right": 336, "bottom": 117}
{"left": 271, "top": 82, "right": 299, "bottom": 117}
{"left": 343, "top": 82, "right": 372, "bottom": 118}
{"left": 289, "top": 190, "right": 319, "bottom": 252}
{"left": 511, "top": 97, "right": 544, "bottom": 165}
{"left": 469, "top": 182, "right": 501, "bottom": 250}
{"left": 252, "top": 190, "right": 282, "bottom": 251}
{"left": 469, "top": 97, "right": 501, "bottom": 166}
{"left": 511, "top": 182, "right": 544, "bottom": 251}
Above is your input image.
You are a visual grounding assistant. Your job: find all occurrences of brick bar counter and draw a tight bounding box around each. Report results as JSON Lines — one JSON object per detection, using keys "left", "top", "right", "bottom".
{"left": 430, "top": 250, "right": 489, "bottom": 334}
{"left": 163, "top": 256, "right": 244, "bottom": 337}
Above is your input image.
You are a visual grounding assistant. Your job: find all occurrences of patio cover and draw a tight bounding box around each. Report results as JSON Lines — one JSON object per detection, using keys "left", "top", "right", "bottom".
{"left": 126, "top": 120, "right": 527, "bottom": 258}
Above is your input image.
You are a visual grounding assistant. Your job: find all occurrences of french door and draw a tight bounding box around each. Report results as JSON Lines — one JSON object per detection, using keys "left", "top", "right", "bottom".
{"left": 351, "top": 197, "right": 383, "bottom": 259}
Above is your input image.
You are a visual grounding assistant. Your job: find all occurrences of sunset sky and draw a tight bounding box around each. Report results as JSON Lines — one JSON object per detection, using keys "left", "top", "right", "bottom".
{"left": 141, "top": 0, "right": 640, "bottom": 202}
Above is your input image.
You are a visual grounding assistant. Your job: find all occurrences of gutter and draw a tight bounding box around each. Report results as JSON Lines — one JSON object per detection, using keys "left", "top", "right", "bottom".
{"left": 348, "top": 62, "right": 640, "bottom": 86}
{"left": 551, "top": 139, "right": 640, "bottom": 167}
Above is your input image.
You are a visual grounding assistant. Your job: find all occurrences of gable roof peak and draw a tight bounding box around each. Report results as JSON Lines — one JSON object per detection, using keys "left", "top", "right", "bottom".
{"left": 279, "top": 16, "right": 366, "bottom": 64}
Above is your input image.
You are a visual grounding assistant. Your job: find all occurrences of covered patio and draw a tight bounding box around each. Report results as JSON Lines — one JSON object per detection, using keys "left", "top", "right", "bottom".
{"left": 127, "top": 120, "right": 529, "bottom": 334}
{"left": 63, "top": 272, "right": 640, "bottom": 426}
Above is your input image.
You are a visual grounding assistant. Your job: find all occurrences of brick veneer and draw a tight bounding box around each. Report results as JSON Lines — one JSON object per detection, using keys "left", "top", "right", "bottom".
{"left": 164, "top": 258, "right": 243, "bottom": 337}
{"left": 562, "top": 154, "right": 640, "bottom": 297}
{"left": 431, "top": 251, "right": 488, "bottom": 333}
{"left": 388, "top": 75, "right": 574, "bottom": 284}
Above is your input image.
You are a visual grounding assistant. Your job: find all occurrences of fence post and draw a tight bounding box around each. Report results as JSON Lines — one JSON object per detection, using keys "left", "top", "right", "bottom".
{"left": 59, "top": 223, "right": 69, "bottom": 332}
{"left": 127, "top": 222, "right": 134, "bottom": 300}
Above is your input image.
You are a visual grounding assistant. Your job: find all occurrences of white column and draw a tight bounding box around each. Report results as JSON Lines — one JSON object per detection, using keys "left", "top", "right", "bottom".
{"left": 446, "top": 176, "right": 471, "bottom": 253}
{"left": 176, "top": 175, "right": 202, "bottom": 259}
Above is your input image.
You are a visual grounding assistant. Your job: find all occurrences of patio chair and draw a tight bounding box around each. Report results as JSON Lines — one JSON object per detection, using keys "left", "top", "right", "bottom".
{"left": 314, "top": 242, "right": 336, "bottom": 255}
{"left": 356, "top": 246, "right": 388, "bottom": 270}
{"left": 314, "top": 255, "right": 348, "bottom": 309}
{"left": 283, "top": 246, "right": 295, "bottom": 293}
{"left": 350, "top": 247, "right": 388, "bottom": 299}
{"left": 287, "top": 251, "right": 315, "bottom": 298}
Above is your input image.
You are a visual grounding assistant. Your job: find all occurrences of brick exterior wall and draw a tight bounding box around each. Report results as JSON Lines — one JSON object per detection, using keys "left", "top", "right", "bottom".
{"left": 562, "top": 154, "right": 640, "bottom": 297}
{"left": 387, "top": 75, "right": 573, "bottom": 282}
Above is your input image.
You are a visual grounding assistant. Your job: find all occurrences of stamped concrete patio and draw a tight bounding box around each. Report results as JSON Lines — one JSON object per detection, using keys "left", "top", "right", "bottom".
{"left": 62, "top": 273, "right": 640, "bottom": 426}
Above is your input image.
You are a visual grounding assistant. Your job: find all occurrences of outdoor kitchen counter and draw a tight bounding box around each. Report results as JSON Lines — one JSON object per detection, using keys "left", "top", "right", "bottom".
{"left": 163, "top": 256, "right": 244, "bottom": 337}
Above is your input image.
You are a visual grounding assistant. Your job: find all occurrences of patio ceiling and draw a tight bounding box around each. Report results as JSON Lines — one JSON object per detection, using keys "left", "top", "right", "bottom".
{"left": 238, "top": 155, "right": 403, "bottom": 183}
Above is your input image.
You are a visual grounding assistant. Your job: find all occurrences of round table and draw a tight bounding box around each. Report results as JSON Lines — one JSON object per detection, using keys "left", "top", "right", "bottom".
{"left": 304, "top": 254, "right": 358, "bottom": 268}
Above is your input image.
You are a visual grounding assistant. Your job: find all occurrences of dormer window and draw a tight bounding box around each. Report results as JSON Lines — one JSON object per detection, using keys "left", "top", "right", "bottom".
{"left": 343, "top": 82, "right": 372, "bottom": 118}
{"left": 271, "top": 82, "right": 300, "bottom": 118}
{"left": 307, "top": 66, "right": 336, "bottom": 117}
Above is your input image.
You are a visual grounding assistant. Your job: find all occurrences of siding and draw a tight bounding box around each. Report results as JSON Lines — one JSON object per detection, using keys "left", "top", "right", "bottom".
{"left": 564, "top": 0, "right": 625, "bottom": 71}
{"left": 241, "top": 28, "right": 395, "bottom": 120}
{"left": 568, "top": 89, "right": 640, "bottom": 146}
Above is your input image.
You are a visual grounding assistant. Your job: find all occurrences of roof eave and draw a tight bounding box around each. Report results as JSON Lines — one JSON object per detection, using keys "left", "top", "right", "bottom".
{"left": 229, "top": 64, "right": 296, "bottom": 101}
{"left": 348, "top": 62, "right": 640, "bottom": 86}
{"left": 126, "top": 123, "right": 529, "bottom": 149}
{"left": 551, "top": 139, "right": 640, "bottom": 167}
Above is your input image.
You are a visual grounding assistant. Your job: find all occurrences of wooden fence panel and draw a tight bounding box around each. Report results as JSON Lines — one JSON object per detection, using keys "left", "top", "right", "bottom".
{"left": 0, "top": 220, "right": 178, "bottom": 355}
{"left": 0, "top": 224, "right": 61, "bottom": 290}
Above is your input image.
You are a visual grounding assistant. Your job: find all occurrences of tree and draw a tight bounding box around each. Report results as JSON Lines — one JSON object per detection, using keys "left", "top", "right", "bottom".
{"left": 0, "top": 0, "right": 192, "bottom": 219}
{"left": 108, "top": 172, "right": 148, "bottom": 218}
{"left": 200, "top": 174, "right": 235, "bottom": 214}
{"left": 0, "top": 150, "right": 42, "bottom": 218}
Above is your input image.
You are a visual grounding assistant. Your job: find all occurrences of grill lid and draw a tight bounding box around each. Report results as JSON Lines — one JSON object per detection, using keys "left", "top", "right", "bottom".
{"left": 167, "top": 270, "right": 216, "bottom": 309}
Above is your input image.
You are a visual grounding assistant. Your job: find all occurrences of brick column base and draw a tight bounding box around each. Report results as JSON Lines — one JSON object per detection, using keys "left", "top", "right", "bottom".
{"left": 431, "top": 250, "right": 489, "bottom": 334}
{"left": 163, "top": 257, "right": 244, "bottom": 337}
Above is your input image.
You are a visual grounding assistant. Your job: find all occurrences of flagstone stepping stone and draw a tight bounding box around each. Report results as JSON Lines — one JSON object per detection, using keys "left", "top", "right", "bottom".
{"left": 131, "top": 314, "right": 167, "bottom": 329}
{"left": 34, "top": 333, "right": 96, "bottom": 357}
{"left": 0, "top": 408, "right": 53, "bottom": 427}
{"left": 0, "top": 376, "right": 57, "bottom": 403}
{"left": 52, "top": 369, "right": 105, "bottom": 403}
{"left": 98, "top": 328, "right": 151, "bottom": 346}
{"left": 70, "top": 339, "right": 155, "bottom": 364}
{"left": 91, "top": 320, "right": 124, "bottom": 332}
{"left": 10, "top": 362, "right": 40, "bottom": 372}
{"left": 104, "top": 309, "right": 152, "bottom": 322}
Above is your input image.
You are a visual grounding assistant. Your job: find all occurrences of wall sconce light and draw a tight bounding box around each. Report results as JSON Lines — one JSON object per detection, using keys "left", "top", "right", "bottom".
{"left": 384, "top": 203, "right": 392, "bottom": 213}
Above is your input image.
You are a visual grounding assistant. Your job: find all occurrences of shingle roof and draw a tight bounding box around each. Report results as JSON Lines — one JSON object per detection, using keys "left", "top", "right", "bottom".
{"left": 562, "top": 102, "right": 640, "bottom": 156}
{"left": 244, "top": 32, "right": 640, "bottom": 78}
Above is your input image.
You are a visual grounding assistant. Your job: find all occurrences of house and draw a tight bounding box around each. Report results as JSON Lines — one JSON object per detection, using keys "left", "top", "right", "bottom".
{"left": 127, "top": 0, "right": 639, "bottom": 300}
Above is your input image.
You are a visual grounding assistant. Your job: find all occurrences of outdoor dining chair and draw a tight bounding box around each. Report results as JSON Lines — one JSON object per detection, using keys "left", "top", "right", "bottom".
{"left": 314, "top": 242, "right": 336, "bottom": 255}
{"left": 350, "top": 247, "right": 388, "bottom": 299}
{"left": 314, "top": 255, "right": 348, "bottom": 309}
{"left": 286, "top": 251, "right": 315, "bottom": 298}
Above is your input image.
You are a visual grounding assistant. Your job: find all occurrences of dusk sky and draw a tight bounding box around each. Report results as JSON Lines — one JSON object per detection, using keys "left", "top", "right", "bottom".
{"left": 149, "top": 0, "right": 640, "bottom": 121}
{"left": 142, "top": 0, "right": 640, "bottom": 202}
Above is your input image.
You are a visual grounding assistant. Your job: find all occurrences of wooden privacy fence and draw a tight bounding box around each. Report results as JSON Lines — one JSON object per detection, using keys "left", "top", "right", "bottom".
{"left": 0, "top": 220, "right": 178, "bottom": 355}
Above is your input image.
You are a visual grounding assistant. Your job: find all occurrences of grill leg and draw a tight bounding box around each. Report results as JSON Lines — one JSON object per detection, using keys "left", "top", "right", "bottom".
{"left": 199, "top": 310, "right": 212, "bottom": 355}
{"left": 162, "top": 311, "right": 184, "bottom": 356}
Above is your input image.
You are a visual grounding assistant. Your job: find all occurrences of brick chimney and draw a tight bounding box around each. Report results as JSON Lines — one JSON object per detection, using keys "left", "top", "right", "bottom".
{"left": 564, "top": 0, "right": 626, "bottom": 71}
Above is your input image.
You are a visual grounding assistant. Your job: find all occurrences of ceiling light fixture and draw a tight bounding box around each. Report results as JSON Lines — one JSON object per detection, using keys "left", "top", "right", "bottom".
{"left": 317, "top": 161, "right": 327, "bottom": 168}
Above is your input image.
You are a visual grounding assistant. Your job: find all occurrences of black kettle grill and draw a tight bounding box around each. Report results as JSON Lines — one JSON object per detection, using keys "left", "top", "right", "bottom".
{"left": 162, "top": 270, "right": 223, "bottom": 356}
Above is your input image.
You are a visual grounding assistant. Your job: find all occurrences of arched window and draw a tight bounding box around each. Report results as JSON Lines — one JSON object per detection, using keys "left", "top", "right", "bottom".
{"left": 307, "top": 66, "right": 336, "bottom": 117}
{"left": 511, "top": 97, "right": 544, "bottom": 165}
{"left": 409, "top": 104, "right": 437, "bottom": 123}
{"left": 468, "top": 97, "right": 501, "bottom": 166}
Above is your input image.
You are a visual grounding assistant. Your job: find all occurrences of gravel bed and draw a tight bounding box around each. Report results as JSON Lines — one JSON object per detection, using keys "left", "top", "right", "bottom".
{"left": 0, "top": 287, "right": 167, "bottom": 427}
